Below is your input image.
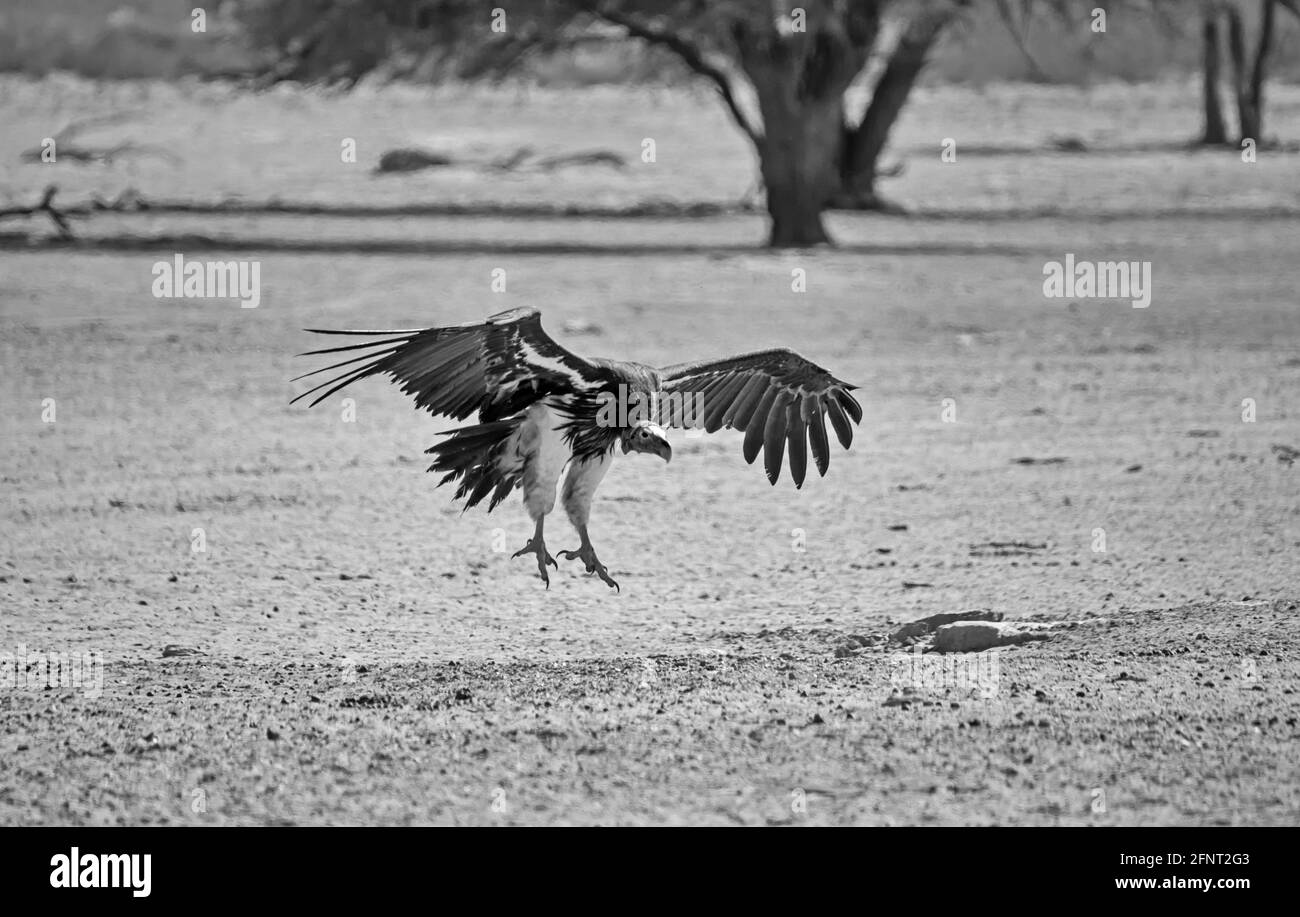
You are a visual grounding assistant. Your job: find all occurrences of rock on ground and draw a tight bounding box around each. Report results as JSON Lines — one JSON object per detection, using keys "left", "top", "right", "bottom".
{"left": 934, "top": 621, "right": 1055, "bottom": 653}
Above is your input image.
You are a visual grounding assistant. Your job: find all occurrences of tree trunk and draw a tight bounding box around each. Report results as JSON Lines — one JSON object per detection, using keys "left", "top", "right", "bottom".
{"left": 754, "top": 95, "right": 843, "bottom": 247}
{"left": 1227, "top": 5, "right": 1258, "bottom": 141}
{"left": 1201, "top": 10, "right": 1228, "bottom": 144}
{"left": 1247, "top": 0, "right": 1278, "bottom": 142}
{"left": 725, "top": 4, "right": 885, "bottom": 245}
{"left": 833, "top": 8, "right": 955, "bottom": 210}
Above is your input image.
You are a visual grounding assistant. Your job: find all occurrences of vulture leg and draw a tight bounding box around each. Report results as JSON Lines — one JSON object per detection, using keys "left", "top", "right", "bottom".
{"left": 512, "top": 517, "right": 558, "bottom": 588}
{"left": 558, "top": 526, "right": 619, "bottom": 592}
{"left": 510, "top": 402, "right": 570, "bottom": 587}
{"left": 559, "top": 454, "right": 618, "bottom": 591}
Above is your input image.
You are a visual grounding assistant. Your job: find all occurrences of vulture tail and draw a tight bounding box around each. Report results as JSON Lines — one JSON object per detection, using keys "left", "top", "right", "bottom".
{"left": 425, "top": 419, "right": 523, "bottom": 512}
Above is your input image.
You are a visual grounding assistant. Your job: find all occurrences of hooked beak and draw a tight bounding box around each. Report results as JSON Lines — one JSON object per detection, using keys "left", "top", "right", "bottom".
{"left": 623, "top": 426, "right": 672, "bottom": 462}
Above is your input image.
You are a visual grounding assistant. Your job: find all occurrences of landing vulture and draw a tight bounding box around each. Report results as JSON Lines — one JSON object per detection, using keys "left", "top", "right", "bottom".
{"left": 293, "top": 308, "right": 861, "bottom": 589}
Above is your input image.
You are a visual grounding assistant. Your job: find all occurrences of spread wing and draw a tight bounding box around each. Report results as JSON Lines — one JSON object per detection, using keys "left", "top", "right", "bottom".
{"left": 291, "top": 307, "right": 604, "bottom": 420}
{"left": 657, "top": 349, "right": 862, "bottom": 488}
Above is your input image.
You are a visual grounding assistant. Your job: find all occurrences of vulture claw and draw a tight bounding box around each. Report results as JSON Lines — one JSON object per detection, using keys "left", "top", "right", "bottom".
{"left": 512, "top": 536, "right": 557, "bottom": 586}
{"left": 559, "top": 545, "right": 620, "bottom": 592}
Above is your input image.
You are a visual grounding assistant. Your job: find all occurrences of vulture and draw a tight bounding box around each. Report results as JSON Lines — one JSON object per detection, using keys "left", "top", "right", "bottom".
{"left": 292, "top": 308, "right": 862, "bottom": 590}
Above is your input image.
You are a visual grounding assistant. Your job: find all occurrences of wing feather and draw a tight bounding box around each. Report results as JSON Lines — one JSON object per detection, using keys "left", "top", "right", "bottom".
{"left": 659, "top": 348, "right": 861, "bottom": 486}
{"left": 292, "top": 307, "right": 602, "bottom": 420}
{"left": 695, "top": 375, "right": 736, "bottom": 428}
{"left": 827, "top": 397, "right": 853, "bottom": 449}
{"left": 742, "top": 387, "right": 778, "bottom": 464}
{"left": 837, "top": 388, "right": 864, "bottom": 425}
{"left": 730, "top": 375, "right": 773, "bottom": 430}
{"left": 290, "top": 345, "right": 405, "bottom": 382}
{"left": 763, "top": 390, "right": 792, "bottom": 484}
{"left": 808, "top": 407, "right": 831, "bottom": 477}
{"left": 295, "top": 360, "right": 389, "bottom": 407}
{"left": 705, "top": 375, "right": 751, "bottom": 432}
{"left": 786, "top": 404, "right": 808, "bottom": 488}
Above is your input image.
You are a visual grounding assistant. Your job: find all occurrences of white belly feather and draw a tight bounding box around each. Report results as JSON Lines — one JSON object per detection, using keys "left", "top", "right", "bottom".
{"left": 511, "top": 400, "right": 574, "bottom": 520}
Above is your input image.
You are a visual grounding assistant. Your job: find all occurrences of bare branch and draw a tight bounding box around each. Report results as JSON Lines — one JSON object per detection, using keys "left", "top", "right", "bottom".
{"left": 0, "top": 185, "right": 75, "bottom": 239}
{"left": 993, "top": 0, "right": 1050, "bottom": 81}
{"left": 583, "top": 2, "right": 763, "bottom": 148}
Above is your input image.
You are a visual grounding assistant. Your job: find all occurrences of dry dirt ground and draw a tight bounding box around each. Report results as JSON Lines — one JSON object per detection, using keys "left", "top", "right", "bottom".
{"left": 1, "top": 79, "right": 1298, "bottom": 825}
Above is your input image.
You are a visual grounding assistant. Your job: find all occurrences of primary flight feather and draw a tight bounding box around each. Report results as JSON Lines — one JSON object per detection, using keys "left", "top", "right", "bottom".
{"left": 292, "top": 307, "right": 861, "bottom": 590}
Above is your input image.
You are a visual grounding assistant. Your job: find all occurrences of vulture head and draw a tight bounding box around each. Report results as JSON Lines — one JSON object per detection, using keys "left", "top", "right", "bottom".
{"left": 621, "top": 420, "right": 672, "bottom": 463}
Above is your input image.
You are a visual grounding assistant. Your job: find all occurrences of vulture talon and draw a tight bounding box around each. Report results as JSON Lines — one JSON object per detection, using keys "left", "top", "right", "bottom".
{"left": 512, "top": 536, "right": 556, "bottom": 586}
{"left": 560, "top": 545, "right": 619, "bottom": 591}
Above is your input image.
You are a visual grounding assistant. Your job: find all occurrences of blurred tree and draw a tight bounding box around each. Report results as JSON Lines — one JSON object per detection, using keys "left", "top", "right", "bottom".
{"left": 1202, "top": 1, "right": 1230, "bottom": 143}
{"left": 1197, "top": 0, "right": 1300, "bottom": 146}
{"left": 236, "top": 0, "right": 970, "bottom": 247}
{"left": 1216, "top": 0, "right": 1298, "bottom": 144}
{"left": 992, "top": 0, "right": 1297, "bottom": 147}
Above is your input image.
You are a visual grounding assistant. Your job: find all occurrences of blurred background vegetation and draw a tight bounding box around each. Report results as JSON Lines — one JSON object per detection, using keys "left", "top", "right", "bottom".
{"left": 4, "top": 0, "right": 1299, "bottom": 85}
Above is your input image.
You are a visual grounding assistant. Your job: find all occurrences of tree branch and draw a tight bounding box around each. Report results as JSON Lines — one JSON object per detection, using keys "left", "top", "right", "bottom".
{"left": 583, "top": 2, "right": 763, "bottom": 148}
{"left": 993, "top": 0, "right": 1050, "bottom": 81}
{"left": 840, "top": 2, "right": 961, "bottom": 197}
{"left": 0, "top": 185, "right": 75, "bottom": 238}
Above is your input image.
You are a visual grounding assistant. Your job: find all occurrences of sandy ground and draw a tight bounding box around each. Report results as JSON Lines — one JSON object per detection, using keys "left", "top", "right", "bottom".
{"left": 1, "top": 79, "right": 1298, "bottom": 825}
{"left": 3, "top": 77, "right": 1299, "bottom": 215}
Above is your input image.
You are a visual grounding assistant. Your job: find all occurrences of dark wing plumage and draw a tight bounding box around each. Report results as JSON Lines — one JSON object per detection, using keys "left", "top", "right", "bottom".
{"left": 656, "top": 349, "right": 862, "bottom": 488}
{"left": 290, "top": 307, "right": 603, "bottom": 420}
